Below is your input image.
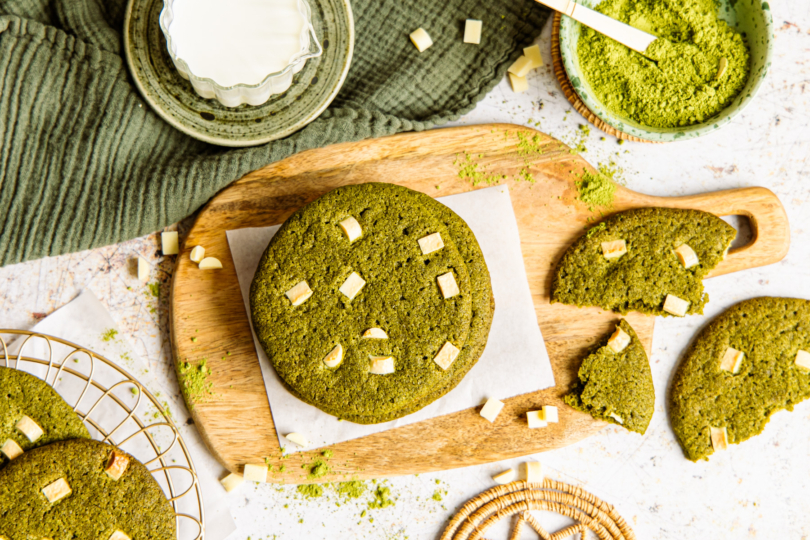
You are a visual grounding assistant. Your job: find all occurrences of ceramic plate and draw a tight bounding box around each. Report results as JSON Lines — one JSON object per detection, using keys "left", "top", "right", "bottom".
{"left": 558, "top": 0, "right": 772, "bottom": 142}
{"left": 123, "top": 0, "right": 354, "bottom": 147}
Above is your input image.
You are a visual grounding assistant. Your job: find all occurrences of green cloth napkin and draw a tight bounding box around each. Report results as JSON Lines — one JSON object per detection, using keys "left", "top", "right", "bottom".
{"left": 0, "top": 0, "right": 548, "bottom": 267}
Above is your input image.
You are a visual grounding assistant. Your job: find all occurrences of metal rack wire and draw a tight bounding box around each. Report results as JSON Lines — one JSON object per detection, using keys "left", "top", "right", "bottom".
{"left": 1, "top": 330, "right": 205, "bottom": 540}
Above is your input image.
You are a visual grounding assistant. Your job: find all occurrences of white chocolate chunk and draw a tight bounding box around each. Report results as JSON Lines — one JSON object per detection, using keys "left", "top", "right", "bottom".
{"left": 220, "top": 472, "right": 245, "bottom": 493}
{"left": 608, "top": 413, "right": 624, "bottom": 425}
{"left": 675, "top": 244, "right": 699, "bottom": 269}
{"left": 285, "top": 280, "right": 313, "bottom": 306}
{"left": 463, "top": 19, "right": 482, "bottom": 44}
{"left": 243, "top": 463, "right": 268, "bottom": 483}
{"left": 105, "top": 450, "right": 130, "bottom": 481}
{"left": 339, "top": 272, "right": 366, "bottom": 300}
{"left": 523, "top": 44, "right": 543, "bottom": 69}
{"left": 198, "top": 257, "right": 223, "bottom": 270}
{"left": 508, "top": 72, "right": 528, "bottom": 93}
{"left": 16, "top": 416, "right": 43, "bottom": 442}
{"left": 190, "top": 245, "right": 205, "bottom": 263}
{"left": 663, "top": 294, "right": 690, "bottom": 317}
{"left": 161, "top": 231, "right": 179, "bottom": 255}
{"left": 437, "top": 272, "right": 460, "bottom": 299}
{"left": 607, "top": 327, "right": 631, "bottom": 353}
{"left": 323, "top": 344, "right": 344, "bottom": 369}
{"left": 433, "top": 342, "right": 460, "bottom": 371}
{"left": 410, "top": 28, "right": 433, "bottom": 52}
{"left": 137, "top": 256, "right": 150, "bottom": 282}
{"left": 362, "top": 328, "right": 388, "bottom": 339}
{"left": 370, "top": 356, "right": 395, "bottom": 375}
{"left": 286, "top": 432, "right": 310, "bottom": 448}
{"left": 1, "top": 439, "right": 23, "bottom": 460}
{"left": 480, "top": 398, "right": 504, "bottom": 423}
{"left": 710, "top": 426, "right": 728, "bottom": 451}
{"left": 523, "top": 461, "right": 543, "bottom": 483}
{"left": 508, "top": 55, "right": 533, "bottom": 78}
{"left": 339, "top": 217, "right": 363, "bottom": 243}
{"left": 492, "top": 468, "right": 517, "bottom": 484}
{"left": 795, "top": 350, "right": 810, "bottom": 372}
{"left": 541, "top": 405, "right": 558, "bottom": 423}
{"left": 418, "top": 232, "right": 444, "bottom": 255}
{"left": 109, "top": 531, "right": 131, "bottom": 540}
{"left": 601, "top": 239, "right": 627, "bottom": 260}
{"left": 719, "top": 347, "right": 745, "bottom": 374}
{"left": 526, "top": 410, "right": 547, "bottom": 429}
{"left": 42, "top": 478, "right": 71, "bottom": 503}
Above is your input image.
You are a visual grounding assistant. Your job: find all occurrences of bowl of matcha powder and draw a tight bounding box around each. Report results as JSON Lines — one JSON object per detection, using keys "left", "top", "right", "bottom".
{"left": 559, "top": 0, "right": 773, "bottom": 142}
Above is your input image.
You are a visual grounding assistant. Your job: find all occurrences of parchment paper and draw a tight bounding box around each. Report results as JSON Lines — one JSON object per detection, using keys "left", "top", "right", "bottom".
{"left": 227, "top": 185, "right": 555, "bottom": 453}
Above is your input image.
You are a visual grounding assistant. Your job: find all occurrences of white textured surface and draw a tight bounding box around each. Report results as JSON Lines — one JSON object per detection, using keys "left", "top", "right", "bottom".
{"left": 1, "top": 5, "right": 810, "bottom": 539}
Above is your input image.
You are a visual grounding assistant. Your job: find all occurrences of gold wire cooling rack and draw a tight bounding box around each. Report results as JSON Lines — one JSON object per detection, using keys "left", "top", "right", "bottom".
{"left": 1, "top": 329, "right": 205, "bottom": 540}
{"left": 440, "top": 479, "right": 636, "bottom": 540}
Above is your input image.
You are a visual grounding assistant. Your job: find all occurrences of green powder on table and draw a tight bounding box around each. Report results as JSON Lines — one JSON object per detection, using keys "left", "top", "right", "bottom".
{"left": 297, "top": 484, "right": 324, "bottom": 498}
{"left": 368, "top": 486, "right": 395, "bottom": 509}
{"left": 337, "top": 480, "right": 367, "bottom": 499}
{"left": 578, "top": 0, "right": 750, "bottom": 128}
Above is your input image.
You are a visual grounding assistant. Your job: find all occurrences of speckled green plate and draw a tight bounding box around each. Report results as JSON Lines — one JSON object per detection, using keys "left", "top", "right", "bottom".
{"left": 559, "top": 0, "right": 773, "bottom": 143}
{"left": 123, "top": 0, "right": 354, "bottom": 147}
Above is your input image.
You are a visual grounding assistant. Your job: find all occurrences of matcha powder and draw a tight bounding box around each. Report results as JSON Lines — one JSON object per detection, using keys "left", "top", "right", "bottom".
{"left": 578, "top": 0, "right": 750, "bottom": 128}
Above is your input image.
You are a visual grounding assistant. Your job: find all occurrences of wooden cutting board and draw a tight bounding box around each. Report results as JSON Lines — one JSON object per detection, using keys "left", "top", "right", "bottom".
{"left": 169, "top": 124, "right": 789, "bottom": 484}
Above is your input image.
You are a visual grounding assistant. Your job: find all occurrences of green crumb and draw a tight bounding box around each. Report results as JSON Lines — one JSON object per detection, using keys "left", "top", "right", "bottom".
{"left": 576, "top": 171, "right": 616, "bottom": 209}
{"left": 337, "top": 480, "right": 367, "bottom": 499}
{"left": 307, "top": 460, "right": 331, "bottom": 480}
{"left": 178, "top": 359, "right": 214, "bottom": 404}
{"left": 517, "top": 167, "right": 535, "bottom": 184}
{"left": 516, "top": 132, "right": 545, "bottom": 158}
{"left": 279, "top": 465, "right": 286, "bottom": 473}
{"left": 296, "top": 484, "right": 323, "bottom": 498}
{"left": 72, "top": 358, "right": 79, "bottom": 363}
{"left": 578, "top": 0, "right": 750, "bottom": 128}
{"left": 322, "top": 450, "right": 333, "bottom": 459}
{"left": 455, "top": 152, "right": 502, "bottom": 186}
{"left": 618, "top": 139, "right": 625, "bottom": 145}
{"left": 100, "top": 329, "right": 118, "bottom": 342}
{"left": 432, "top": 490, "right": 444, "bottom": 501}
{"left": 190, "top": 337, "right": 197, "bottom": 343}
{"left": 435, "top": 479, "right": 441, "bottom": 484}
{"left": 130, "top": 387, "right": 139, "bottom": 395}
{"left": 360, "top": 510, "right": 367, "bottom": 518}
{"left": 585, "top": 222, "right": 607, "bottom": 238}
{"left": 368, "top": 486, "right": 395, "bottom": 510}
{"left": 148, "top": 282, "right": 160, "bottom": 298}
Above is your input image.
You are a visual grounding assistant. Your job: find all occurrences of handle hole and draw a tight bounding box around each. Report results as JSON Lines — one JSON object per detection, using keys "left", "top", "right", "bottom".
{"left": 721, "top": 215, "right": 754, "bottom": 251}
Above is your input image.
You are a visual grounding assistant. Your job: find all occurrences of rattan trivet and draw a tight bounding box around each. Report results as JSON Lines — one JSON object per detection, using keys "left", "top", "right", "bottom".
{"left": 551, "top": 13, "right": 660, "bottom": 144}
{"left": 440, "top": 479, "right": 636, "bottom": 540}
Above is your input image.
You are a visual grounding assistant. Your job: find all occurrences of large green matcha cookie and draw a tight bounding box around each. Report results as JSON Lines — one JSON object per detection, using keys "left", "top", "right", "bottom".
{"left": 551, "top": 207, "right": 736, "bottom": 316}
{"left": 0, "top": 367, "right": 90, "bottom": 468}
{"left": 0, "top": 438, "right": 176, "bottom": 539}
{"left": 670, "top": 297, "right": 810, "bottom": 462}
{"left": 286, "top": 196, "right": 496, "bottom": 424}
{"left": 565, "top": 319, "right": 654, "bottom": 434}
{"left": 251, "top": 183, "right": 478, "bottom": 420}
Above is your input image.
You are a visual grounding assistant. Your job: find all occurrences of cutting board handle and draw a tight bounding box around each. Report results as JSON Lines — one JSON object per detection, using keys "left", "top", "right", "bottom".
{"left": 643, "top": 187, "right": 790, "bottom": 278}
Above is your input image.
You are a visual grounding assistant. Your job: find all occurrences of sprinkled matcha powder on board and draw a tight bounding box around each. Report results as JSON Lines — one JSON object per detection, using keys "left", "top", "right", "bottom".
{"left": 296, "top": 484, "right": 324, "bottom": 498}
{"left": 178, "top": 359, "right": 214, "bottom": 404}
{"left": 307, "top": 460, "right": 331, "bottom": 480}
{"left": 100, "top": 328, "right": 118, "bottom": 342}
{"left": 578, "top": 0, "right": 750, "bottom": 128}
{"left": 576, "top": 171, "right": 616, "bottom": 210}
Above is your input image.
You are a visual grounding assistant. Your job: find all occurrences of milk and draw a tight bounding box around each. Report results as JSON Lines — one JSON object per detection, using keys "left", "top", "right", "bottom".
{"left": 168, "top": 0, "right": 307, "bottom": 88}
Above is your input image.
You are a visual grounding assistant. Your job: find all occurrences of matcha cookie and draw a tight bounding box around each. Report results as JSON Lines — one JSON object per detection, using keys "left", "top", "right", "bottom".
{"left": 565, "top": 319, "right": 654, "bottom": 434}
{"left": 670, "top": 297, "right": 810, "bottom": 462}
{"left": 0, "top": 438, "right": 175, "bottom": 539}
{"left": 551, "top": 207, "right": 735, "bottom": 316}
{"left": 251, "top": 183, "right": 480, "bottom": 421}
{"left": 0, "top": 367, "right": 90, "bottom": 468}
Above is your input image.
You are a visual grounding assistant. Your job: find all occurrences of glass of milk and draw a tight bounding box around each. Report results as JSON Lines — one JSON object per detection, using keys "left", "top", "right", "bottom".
{"left": 159, "top": 0, "right": 322, "bottom": 107}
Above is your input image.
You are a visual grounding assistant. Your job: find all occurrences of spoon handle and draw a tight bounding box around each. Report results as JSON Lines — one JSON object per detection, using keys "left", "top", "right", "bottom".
{"left": 536, "top": 0, "right": 657, "bottom": 54}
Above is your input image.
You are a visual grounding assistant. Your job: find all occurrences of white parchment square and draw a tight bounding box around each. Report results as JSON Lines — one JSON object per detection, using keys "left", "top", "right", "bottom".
{"left": 226, "top": 185, "right": 555, "bottom": 452}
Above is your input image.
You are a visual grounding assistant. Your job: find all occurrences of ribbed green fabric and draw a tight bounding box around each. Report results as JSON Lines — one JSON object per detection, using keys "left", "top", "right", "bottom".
{"left": 0, "top": 0, "right": 548, "bottom": 266}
